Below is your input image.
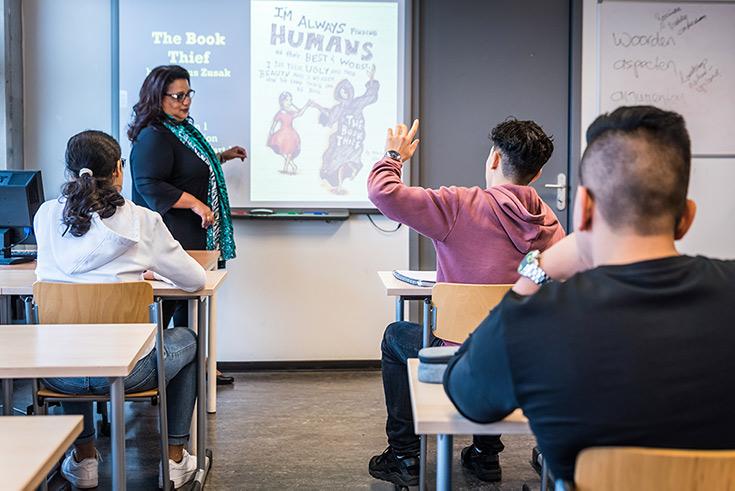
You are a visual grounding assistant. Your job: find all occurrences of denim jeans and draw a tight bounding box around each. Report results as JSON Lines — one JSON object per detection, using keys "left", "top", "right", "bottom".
{"left": 381, "top": 321, "right": 504, "bottom": 455}
{"left": 43, "top": 326, "right": 197, "bottom": 446}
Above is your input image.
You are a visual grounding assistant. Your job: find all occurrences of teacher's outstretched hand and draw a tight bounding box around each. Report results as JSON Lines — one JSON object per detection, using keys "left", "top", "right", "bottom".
{"left": 219, "top": 146, "right": 248, "bottom": 162}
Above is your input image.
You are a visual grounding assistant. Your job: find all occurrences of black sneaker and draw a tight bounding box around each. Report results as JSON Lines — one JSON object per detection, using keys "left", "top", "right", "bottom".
{"left": 461, "top": 444, "right": 502, "bottom": 482}
{"left": 368, "top": 447, "right": 419, "bottom": 487}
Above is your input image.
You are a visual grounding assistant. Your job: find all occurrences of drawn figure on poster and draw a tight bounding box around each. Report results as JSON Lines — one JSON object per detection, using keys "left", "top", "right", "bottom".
{"left": 267, "top": 92, "right": 310, "bottom": 175}
{"left": 312, "top": 66, "right": 379, "bottom": 194}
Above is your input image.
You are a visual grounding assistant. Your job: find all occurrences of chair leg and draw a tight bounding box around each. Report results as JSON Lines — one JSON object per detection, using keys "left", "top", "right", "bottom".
{"left": 541, "top": 458, "right": 550, "bottom": 491}
{"left": 31, "top": 379, "right": 42, "bottom": 416}
{"left": 153, "top": 299, "right": 173, "bottom": 490}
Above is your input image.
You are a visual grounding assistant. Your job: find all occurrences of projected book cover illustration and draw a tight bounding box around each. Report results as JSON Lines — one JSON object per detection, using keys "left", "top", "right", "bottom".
{"left": 251, "top": 1, "right": 398, "bottom": 204}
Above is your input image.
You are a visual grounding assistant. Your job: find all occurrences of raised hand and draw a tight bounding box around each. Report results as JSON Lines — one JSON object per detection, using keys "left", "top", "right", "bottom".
{"left": 385, "top": 119, "right": 420, "bottom": 162}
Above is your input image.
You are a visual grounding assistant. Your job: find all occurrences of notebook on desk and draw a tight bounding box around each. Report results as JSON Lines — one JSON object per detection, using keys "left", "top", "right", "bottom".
{"left": 392, "top": 270, "right": 437, "bottom": 288}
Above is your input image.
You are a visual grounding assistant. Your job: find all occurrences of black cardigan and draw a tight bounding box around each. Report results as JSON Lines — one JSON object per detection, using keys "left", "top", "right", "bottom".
{"left": 130, "top": 125, "right": 210, "bottom": 250}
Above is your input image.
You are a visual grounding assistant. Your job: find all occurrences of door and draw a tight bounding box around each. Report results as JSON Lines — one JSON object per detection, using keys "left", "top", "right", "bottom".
{"left": 414, "top": 0, "right": 577, "bottom": 269}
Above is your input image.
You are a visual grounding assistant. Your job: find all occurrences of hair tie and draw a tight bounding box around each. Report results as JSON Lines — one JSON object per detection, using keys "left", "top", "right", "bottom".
{"left": 79, "top": 168, "right": 93, "bottom": 177}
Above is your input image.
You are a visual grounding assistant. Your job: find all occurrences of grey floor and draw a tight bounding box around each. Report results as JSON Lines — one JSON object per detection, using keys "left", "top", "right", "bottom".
{"left": 11, "top": 371, "right": 541, "bottom": 490}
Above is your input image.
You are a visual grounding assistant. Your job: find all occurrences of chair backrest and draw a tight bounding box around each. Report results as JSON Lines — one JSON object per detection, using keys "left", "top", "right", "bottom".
{"left": 431, "top": 283, "right": 512, "bottom": 343}
{"left": 33, "top": 281, "right": 154, "bottom": 324}
{"left": 575, "top": 447, "right": 735, "bottom": 491}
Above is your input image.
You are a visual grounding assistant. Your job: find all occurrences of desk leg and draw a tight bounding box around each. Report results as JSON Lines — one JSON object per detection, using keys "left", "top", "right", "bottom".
{"left": 194, "top": 296, "right": 209, "bottom": 486}
{"left": 207, "top": 291, "right": 217, "bottom": 414}
{"left": 436, "top": 434, "right": 452, "bottom": 491}
{"left": 187, "top": 299, "right": 198, "bottom": 455}
{"left": 395, "top": 296, "right": 405, "bottom": 322}
{"left": 419, "top": 435, "right": 427, "bottom": 491}
{"left": 418, "top": 300, "right": 432, "bottom": 490}
{"left": 2, "top": 378, "right": 12, "bottom": 416}
{"left": 110, "top": 376, "right": 126, "bottom": 491}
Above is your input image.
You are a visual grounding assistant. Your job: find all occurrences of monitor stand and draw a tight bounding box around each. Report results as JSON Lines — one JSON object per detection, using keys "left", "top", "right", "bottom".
{"left": 0, "top": 228, "right": 35, "bottom": 265}
{"left": 0, "top": 256, "right": 34, "bottom": 266}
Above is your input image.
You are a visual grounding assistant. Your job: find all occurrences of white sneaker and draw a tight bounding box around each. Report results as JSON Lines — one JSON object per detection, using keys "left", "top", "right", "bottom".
{"left": 160, "top": 449, "right": 208, "bottom": 489}
{"left": 61, "top": 450, "right": 100, "bottom": 489}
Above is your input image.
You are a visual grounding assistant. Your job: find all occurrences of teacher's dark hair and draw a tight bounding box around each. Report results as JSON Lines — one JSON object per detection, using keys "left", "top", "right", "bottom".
{"left": 127, "top": 65, "right": 190, "bottom": 142}
{"left": 61, "top": 130, "right": 125, "bottom": 237}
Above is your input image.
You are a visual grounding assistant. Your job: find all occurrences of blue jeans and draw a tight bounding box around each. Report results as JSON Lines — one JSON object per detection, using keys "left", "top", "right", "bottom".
{"left": 43, "top": 327, "right": 197, "bottom": 446}
{"left": 381, "top": 321, "right": 504, "bottom": 455}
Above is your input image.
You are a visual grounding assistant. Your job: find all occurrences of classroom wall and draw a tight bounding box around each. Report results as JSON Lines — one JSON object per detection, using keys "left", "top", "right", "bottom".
{"left": 22, "top": 0, "right": 409, "bottom": 361}
{"left": 581, "top": 0, "right": 735, "bottom": 260}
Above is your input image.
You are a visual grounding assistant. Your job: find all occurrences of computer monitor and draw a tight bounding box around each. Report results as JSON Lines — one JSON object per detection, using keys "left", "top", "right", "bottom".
{"left": 0, "top": 170, "right": 44, "bottom": 265}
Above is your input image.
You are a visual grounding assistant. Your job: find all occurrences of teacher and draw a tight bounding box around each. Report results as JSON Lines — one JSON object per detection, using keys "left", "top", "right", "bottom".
{"left": 128, "top": 64, "right": 244, "bottom": 261}
{"left": 128, "top": 65, "right": 245, "bottom": 385}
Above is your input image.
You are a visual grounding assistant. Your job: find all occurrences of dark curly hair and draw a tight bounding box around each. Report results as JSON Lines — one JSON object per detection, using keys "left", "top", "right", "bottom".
{"left": 127, "top": 65, "right": 190, "bottom": 142}
{"left": 61, "top": 130, "right": 125, "bottom": 237}
{"left": 489, "top": 118, "right": 554, "bottom": 184}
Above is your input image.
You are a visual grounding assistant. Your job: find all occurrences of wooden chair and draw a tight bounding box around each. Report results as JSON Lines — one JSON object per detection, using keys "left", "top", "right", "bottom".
{"left": 572, "top": 447, "right": 735, "bottom": 491}
{"left": 417, "top": 282, "right": 512, "bottom": 489}
{"left": 28, "top": 281, "right": 175, "bottom": 490}
{"left": 431, "top": 283, "right": 512, "bottom": 344}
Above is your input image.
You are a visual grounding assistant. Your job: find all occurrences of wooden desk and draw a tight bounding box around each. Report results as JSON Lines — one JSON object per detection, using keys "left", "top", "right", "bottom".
{"left": 379, "top": 271, "right": 436, "bottom": 489}
{"left": 0, "top": 250, "right": 219, "bottom": 273}
{"left": 0, "top": 269, "right": 226, "bottom": 411}
{"left": 0, "top": 269, "right": 227, "bottom": 297}
{"left": 186, "top": 250, "right": 220, "bottom": 271}
{"left": 0, "top": 269, "right": 226, "bottom": 489}
{"left": 407, "top": 358, "right": 532, "bottom": 491}
{"left": 378, "top": 270, "right": 435, "bottom": 340}
{"left": 0, "top": 324, "right": 156, "bottom": 491}
{"left": 1, "top": 415, "right": 83, "bottom": 491}
{"left": 378, "top": 270, "right": 434, "bottom": 299}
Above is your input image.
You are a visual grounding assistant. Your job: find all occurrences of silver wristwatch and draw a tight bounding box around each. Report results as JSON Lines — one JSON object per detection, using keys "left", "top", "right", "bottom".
{"left": 385, "top": 150, "right": 402, "bottom": 162}
{"left": 517, "top": 250, "right": 551, "bottom": 286}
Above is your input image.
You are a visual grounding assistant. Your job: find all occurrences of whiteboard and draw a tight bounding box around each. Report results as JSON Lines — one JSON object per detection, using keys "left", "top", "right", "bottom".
{"left": 119, "top": 0, "right": 409, "bottom": 210}
{"left": 597, "top": 1, "right": 735, "bottom": 155}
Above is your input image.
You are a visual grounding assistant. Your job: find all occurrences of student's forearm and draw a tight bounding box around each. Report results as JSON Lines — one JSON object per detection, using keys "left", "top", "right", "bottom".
{"left": 512, "top": 234, "right": 588, "bottom": 296}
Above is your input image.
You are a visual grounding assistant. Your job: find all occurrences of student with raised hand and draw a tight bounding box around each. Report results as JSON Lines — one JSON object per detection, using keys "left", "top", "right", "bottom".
{"left": 367, "top": 119, "right": 565, "bottom": 486}
{"left": 34, "top": 130, "right": 206, "bottom": 489}
{"left": 444, "top": 106, "right": 735, "bottom": 483}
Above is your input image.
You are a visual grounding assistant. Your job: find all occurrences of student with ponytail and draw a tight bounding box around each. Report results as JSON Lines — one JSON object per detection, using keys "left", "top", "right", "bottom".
{"left": 34, "top": 130, "right": 207, "bottom": 489}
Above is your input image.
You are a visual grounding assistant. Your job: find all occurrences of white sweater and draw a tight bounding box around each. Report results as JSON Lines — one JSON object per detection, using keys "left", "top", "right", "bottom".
{"left": 34, "top": 198, "right": 206, "bottom": 292}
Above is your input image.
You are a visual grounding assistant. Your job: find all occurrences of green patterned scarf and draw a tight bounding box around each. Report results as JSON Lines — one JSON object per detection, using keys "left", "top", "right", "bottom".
{"left": 162, "top": 116, "right": 236, "bottom": 261}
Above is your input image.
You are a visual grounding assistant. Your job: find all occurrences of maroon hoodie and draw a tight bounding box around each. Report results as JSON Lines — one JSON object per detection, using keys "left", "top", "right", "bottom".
{"left": 368, "top": 157, "right": 565, "bottom": 284}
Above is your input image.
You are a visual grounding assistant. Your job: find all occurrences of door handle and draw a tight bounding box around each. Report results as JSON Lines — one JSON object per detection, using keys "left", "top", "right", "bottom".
{"left": 544, "top": 173, "right": 567, "bottom": 211}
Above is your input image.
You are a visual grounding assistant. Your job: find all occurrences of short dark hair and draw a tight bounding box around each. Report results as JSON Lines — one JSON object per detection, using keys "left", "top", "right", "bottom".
{"left": 127, "top": 65, "right": 190, "bottom": 142}
{"left": 580, "top": 105, "right": 691, "bottom": 234}
{"left": 61, "top": 130, "right": 125, "bottom": 237}
{"left": 489, "top": 118, "right": 554, "bottom": 184}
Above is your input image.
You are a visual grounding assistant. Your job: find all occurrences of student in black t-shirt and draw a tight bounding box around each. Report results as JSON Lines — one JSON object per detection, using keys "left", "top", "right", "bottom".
{"left": 444, "top": 105, "right": 735, "bottom": 483}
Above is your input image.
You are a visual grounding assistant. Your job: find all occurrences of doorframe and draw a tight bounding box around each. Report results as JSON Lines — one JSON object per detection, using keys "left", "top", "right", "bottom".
{"left": 567, "top": 0, "right": 583, "bottom": 230}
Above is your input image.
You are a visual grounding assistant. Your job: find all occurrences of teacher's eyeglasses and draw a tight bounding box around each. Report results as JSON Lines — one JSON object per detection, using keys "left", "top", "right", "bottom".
{"left": 165, "top": 90, "right": 196, "bottom": 103}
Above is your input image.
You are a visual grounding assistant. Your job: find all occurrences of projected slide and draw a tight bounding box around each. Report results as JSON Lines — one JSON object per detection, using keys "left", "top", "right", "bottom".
{"left": 119, "top": 0, "right": 406, "bottom": 209}
{"left": 250, "top": 1, "right": 398, "bottom": 203}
